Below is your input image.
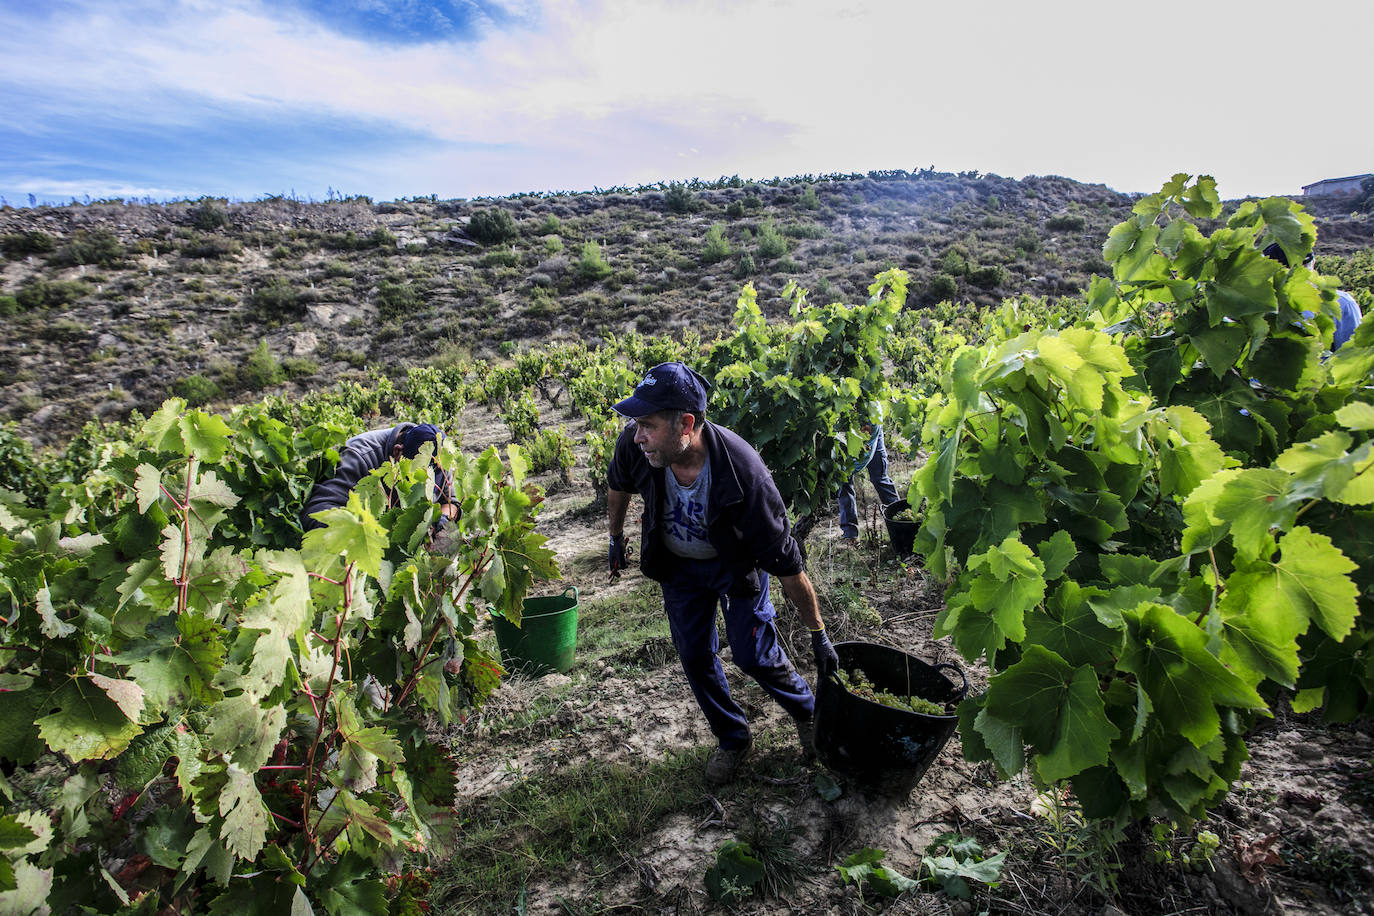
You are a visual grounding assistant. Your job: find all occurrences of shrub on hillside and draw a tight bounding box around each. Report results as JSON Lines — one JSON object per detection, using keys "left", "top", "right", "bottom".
{"left": 376, "top": 280, "right": 422, "bottom": 320}
{"left": 577, "top": 242, "right": 613, "bottom": 282}
{"left": 798, "top": 185, "right": 820, "bottom": 210}
{"left": 755, "top": 219, "right": 788, "bottom": 261}
{"left": 282, "top": 356, "right": 319, "bottom": 380}
{"left": 173, "top": 372, "right": 220, "bottom": 406}
{"left": 16, "top": 278, "right": 90, "bottom": 311}
{"left": 734, "top": 251, "right": 756, "bottom": 279}
{"left": 1045, "top": 213, "right": 1086, "bottom": 232}
{"left": 701, "top": 224, "right": 732, "bottom": 264}
{"left": 968, "top": 264, "right": 1007, "bottom": 289}
{"left": 938, "top": 248, "right": 968, "bottom": 276}
{"left": 664, "top": 182, "right": 699, "bottom": 214}
{"left": 179, "top": 234, "right": 241, "bottom": 259}
{"left": 481, "top": 249, "right": 521, "bottom": 268}
{"left": 1, "top": 230, "right": 55, "bottom": 258}
{"left": 248, "top": 276, "right": 303, "bottom": 321}
{"left": 41, "top": 318, "right": 87, "bottom": 343}
{"left": 323, "top": 231, "right": 367, "bottom": 251}
{"left": 928, "top": 273, "right": 958, "bottom": 301}
{"left": 50, "top": 229, "right": 125, "bottom": 267}
{"left": 783, "top": 223, "right": 825, "bottom": 239}
{"left": 240, "top": 340, "right": 284, "bottom": 390}
{"left": 1013, "top": 230, "right": 1041, "bottom": 255}
{"left": 467, "top": 208, "right": 519, "bottom": 244}
{"left": 189, "top": 198, "right": 230, "bottom": 230}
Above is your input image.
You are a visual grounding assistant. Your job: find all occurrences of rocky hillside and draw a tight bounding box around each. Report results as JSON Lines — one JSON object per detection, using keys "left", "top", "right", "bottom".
{"left": 2, "top": 171, "right": 1371, "bottom": 445}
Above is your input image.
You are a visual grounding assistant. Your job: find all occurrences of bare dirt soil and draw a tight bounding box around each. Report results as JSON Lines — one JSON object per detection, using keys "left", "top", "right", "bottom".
{"left": 439, "top": 403, "right": 1374, "bottom": 915}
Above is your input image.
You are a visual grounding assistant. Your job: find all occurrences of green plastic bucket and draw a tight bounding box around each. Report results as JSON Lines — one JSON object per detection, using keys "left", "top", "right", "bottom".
{"left": 492, "top": 586, "right": 579, "bottom": 676}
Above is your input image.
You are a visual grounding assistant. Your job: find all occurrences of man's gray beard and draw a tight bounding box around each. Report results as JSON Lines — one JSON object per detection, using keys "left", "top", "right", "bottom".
{"left": 645, "top": 436, "right": 689, "bottom": 469}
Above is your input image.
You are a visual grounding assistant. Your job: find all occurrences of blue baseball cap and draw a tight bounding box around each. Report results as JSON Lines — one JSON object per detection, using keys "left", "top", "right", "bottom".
{"left": 613, "top": 362, "right": 711, "bottom": 418}
{"left": 400, "top": 423, "right": 443, "bottom": 458}
{"left": 399, "top": 423, "right": 454, "bottom": 505}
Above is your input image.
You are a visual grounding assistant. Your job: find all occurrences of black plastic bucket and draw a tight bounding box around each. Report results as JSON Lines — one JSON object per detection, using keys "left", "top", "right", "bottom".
{"left": 814, "top": 641, "right": 967, "bottom": 796}
{"left": 883, "top": 500, "right": 918, "bottom": 557}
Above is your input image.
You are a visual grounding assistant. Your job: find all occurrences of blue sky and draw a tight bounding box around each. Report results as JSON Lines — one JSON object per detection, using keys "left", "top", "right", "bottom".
{"left": 2, "top": 0, "right": 1370, "bottom": 206}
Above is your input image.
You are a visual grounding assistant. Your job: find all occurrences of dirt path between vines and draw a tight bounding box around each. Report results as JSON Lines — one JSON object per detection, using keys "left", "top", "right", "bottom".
{"left": 442, "top": 400, "right": 1374, "bottom": 915}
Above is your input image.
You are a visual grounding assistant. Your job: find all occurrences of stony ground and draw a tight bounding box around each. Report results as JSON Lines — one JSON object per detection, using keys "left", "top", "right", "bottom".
{"left": 433, "top": 402, "right": 1374, "bottom": 915}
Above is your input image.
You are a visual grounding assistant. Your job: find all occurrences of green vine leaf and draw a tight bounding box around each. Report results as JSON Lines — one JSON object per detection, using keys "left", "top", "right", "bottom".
{"left": 985, "top": 645, "right": 1119, "bottom": 781}
{"left": 89, "top": 673, "right": 145, "bottom": 723}
{"left": 965, "top": 536, "right": 1047, "bottom": 644}
{"left": 122, "top": 612, "right": 227, "bottom": 710}
{"left": 35, "top": 676, "right": 145, "bottom": 761}
{"left": 1118, "top": 603, "right": 1265, "bottom": 748}
{"left": 219, "top": 764, "right": 269, "bottom": 862}
{"left": 35, "top": 583, "right": 75, "bottom": 639}
{"left": 135, "top": 464, "right": 163, "bottom": 513}
{"left": 302, "top": 493, "right": 388, "bottom": 578}
{"left": 206, "top": 694, "right": 286, "bottom": 771}
{"left": 972, "top": 707, "right": 1024, "bottom": 778}
{"left": 180, "top": 412, "right": 235, "bottom": 464}
{"left": 314, "top": 854, "right": 389, "bottom": 916}
{"left": 1335, "top": 401, "right": 1374, "bottom": 430}
{"left": 1026, "top": 581, "right": 1123, "bottom": 668}
{"left": 1210, "top": 469, "right": 1297, "bottom": 560}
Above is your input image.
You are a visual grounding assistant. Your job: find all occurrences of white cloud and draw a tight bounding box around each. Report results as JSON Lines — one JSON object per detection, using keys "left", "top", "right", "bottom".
{"left": 4, "top": 178, "right": 195, "bottom": 201}
{"left": 2, "top": 0, "right": 1371, "bottom": 200}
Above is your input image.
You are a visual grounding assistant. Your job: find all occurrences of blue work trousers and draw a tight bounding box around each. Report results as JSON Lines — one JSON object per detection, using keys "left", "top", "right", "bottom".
{"left": 661, "top": 555, "right": 814, "bottom": 749}
{"left": 837, "top": 434, "right": 900, "bottom": 538}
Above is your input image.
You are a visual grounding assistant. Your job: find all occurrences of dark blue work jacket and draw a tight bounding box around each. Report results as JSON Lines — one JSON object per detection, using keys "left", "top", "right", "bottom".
{"left": 607, "top": 421, "right": 804, "bottom": 596}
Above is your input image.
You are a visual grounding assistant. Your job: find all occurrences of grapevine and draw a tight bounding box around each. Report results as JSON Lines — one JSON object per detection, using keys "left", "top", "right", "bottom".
{"left": 0, "top": 397, "right": 559, "bottom": 912}
{"left": 908, "top": 174, "right": 1373, "bottom": 823}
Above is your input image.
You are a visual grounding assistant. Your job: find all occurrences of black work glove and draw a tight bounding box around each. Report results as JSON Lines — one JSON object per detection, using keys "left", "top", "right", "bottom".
{"left": 608, "top": 534, "right": 630, "bottom": 579}
{"left": 811, "top": 628, "right": 839, "bottom": 678}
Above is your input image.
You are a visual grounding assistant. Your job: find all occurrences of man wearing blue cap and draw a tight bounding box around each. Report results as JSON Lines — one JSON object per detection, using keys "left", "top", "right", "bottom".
{"left": 605, "top": 362, "right": 839, "bottom": 784}
{"left": 301, "top": 422, "right": 457, "bottom": 533}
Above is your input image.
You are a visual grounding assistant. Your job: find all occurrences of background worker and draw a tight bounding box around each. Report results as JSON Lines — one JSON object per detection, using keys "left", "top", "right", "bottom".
{"left": 300, "top": 421, "right": 457, "bottom": 533}
{"left": 837, "top": 419, "right": 900, "bottom": 542}
{"left": 605, "top": 362, "right": 839, "bottom": 785}
{"left": 1263, "top": 242, "right": 1363, "bottom": 350}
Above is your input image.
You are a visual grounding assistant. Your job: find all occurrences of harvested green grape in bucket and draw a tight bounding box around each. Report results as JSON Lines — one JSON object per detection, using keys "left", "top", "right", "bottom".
{"left": 834, "top": 667, "right": 949, "bottom": 716}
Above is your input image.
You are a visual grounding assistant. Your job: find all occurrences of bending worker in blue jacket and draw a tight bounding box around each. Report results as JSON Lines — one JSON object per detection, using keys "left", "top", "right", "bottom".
{"left": 301, "top": 422, "right": 457, "bottom": 533}
{"left": 605, "top": 362, "right": 839, "bottom": 785}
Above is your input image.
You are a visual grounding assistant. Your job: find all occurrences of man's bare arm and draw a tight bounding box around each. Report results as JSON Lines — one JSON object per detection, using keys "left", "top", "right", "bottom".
{"left": 779, "top": 571, "right": 824, "bottom": 631}
{"left": 607, "top": 488, "right": 631, "bottom": 536}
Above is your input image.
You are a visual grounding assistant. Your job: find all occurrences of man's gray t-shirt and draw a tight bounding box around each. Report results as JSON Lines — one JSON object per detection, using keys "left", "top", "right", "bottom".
{"left": 662, "top": 457, "right": 719, "bottom": 559}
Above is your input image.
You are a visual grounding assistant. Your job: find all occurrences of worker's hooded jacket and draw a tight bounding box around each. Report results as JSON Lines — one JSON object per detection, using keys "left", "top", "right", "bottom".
{"left": 606, "top": 421, "right": 804, "bottom": 596}
{"left": 300, "top": 422, "right": 416, "bottom": 532}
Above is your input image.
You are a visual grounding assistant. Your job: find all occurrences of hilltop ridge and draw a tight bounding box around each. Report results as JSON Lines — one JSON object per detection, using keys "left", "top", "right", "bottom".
{"left": 2, "top": 171, "right": 1370, "bottom": 444}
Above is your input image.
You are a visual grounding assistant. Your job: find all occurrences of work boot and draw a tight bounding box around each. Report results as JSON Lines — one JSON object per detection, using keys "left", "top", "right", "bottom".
{"left": 795, "top": 716, "right": 817, "bottom": 763}
{"left": 705, "top": 737, "right": 752, "bottom": 785}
